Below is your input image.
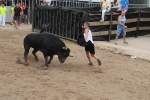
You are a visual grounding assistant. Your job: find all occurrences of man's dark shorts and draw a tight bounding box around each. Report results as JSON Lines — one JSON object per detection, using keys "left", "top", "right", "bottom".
{"left": 13, "top": 16, "right": 20, "bottom": 21}
{"left": 85, "top": 41, "right": 95, "bottom": 54}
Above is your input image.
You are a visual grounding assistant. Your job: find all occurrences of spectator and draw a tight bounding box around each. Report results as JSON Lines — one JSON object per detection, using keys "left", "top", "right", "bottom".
{"left": 45, "top": 0, "right": 51, "bottom": 6}
{"left": 0, "top": 3, "right": 7, "bottom": 27}
{"left": 0, "top": 0, "right": 5, "bottom": 6}
{"left": 43, "top": 1, "right": 49, "bottom": 6}
{"left": 11, "top": 3, "right": 21, "bottom": 29}
{"left": 0, "top": 0, "right": 1, "bottom": 6}
{"left": 113, "top": 0, "right": 120, "bottom": 8}
{"left": 10, "top": 2, "right": 15, "bottom": 25}
{"left": 22, "top": 2, "right": 26, "bottom": 9}
{"left": 100, "top": 0, "right": 111, "bottom": 22}
{"left": 18, "top": 3, "right": 23, "bottom": 25}
{"left": 22, "top": 6, "right": 29, "bottom": 24}
{"left": 51, "top": 4, "right": 54, "bottom": 7}
{"left": 118, "top": 0, "right": 129, "bottom": 13}
{"left": 115, "top": 11, "right": 128, "bottom": 45}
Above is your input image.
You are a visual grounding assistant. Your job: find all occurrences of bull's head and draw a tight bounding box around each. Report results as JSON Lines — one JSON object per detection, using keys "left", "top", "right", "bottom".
{"left": 58, "top": 47, "right": 70, "bottom": 63}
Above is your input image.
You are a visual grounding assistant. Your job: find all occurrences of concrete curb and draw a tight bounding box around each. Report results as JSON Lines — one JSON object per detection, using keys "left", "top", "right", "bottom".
{"left": 94, "top": 42, "right": 150, "bottom": 61}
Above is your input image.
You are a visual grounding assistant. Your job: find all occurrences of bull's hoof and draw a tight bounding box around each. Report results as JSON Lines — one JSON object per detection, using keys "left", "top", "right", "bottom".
{"left": 44, "top": 66, "right": 48, "bottom": 70}
{"left": 24, "top": 62, "right": 29, "bottom": 66}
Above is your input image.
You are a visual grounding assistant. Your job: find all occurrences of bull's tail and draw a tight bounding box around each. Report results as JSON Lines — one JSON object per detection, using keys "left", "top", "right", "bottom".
{"left": 39, "top": 23, "right": 49, "bottom": 33}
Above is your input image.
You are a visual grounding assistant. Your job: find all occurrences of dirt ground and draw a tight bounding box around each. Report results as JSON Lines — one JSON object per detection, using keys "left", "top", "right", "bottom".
{"left": 0, "top": 27, "right": 150, "bottom": 100}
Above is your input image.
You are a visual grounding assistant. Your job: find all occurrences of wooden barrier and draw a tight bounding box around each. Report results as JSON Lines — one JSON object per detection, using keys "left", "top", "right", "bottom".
{"left": 32, "top": 5, "right": 150, "bottom": 41}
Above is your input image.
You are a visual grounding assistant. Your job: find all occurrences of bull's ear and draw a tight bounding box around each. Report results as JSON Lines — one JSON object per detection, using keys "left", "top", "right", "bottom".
{"left": 62, "top": 47, "right": 67, "bottom": 50}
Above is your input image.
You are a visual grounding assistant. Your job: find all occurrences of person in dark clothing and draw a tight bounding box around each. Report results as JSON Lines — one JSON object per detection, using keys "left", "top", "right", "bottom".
{"left": 0, "top": 0, "right": 6, "bottom": 6}
{"left": 22, "top": 6, "right": 29, "bottom": 24}
{"left": 10, "top": 3, "right": 21, "bottom": 29}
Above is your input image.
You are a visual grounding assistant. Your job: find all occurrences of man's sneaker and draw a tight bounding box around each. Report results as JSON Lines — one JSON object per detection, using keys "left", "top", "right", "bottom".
{"left": 88, "top": 62, "right": 93, "bottom": 66}
{"left": 14, "top": 26, "right": 18, "bottom": 29}
{"left": 97, "top": 59, "right": 101, "bottom": 66}
{"left": 114, "top": 42, "right": 117, "bottom": 45}
{"left": 123, "top": 41, "right": 128, "bottom": 44}
{"left": 100, "top": 20, "right": 104, "bottom": 22}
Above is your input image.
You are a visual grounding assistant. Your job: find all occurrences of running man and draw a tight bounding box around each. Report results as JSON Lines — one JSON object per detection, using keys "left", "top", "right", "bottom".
{"left": 83, "top": 22, "right": 101, "bottom": 66}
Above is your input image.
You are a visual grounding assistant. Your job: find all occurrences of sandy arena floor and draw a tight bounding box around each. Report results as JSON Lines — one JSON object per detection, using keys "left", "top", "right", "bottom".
{"left": 0, "top": 25, "right": 150, "bottom": 100}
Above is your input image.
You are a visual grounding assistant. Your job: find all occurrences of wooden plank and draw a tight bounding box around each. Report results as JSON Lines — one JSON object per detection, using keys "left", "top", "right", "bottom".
{"left": 113, "top": 11, "right": 139, "bottom": 15}
{"left": 89, "top": 13, "right": 111, "bottom": 16}
{"left": 112, "top": 18, "right": 138, "bottom": 24}
{"left": 111, "top": 27, "right": 137, "bottom": 34}
{"left": 89, "top": 18, "right": 137, "bottom": 27}
{"left": 92, "top": 31, "right": 108, "bottom": 36}
{"left": 140, "top": 11, "right": 150, "bottom": 13}
{"left": 89, "top": 21, "right": 110, "bottom": 26}
{"left": 139, "top": 27, "right": 150, "bottom": 31}
{"left": 140, "top": 18, "right": 150, "bottom": 22}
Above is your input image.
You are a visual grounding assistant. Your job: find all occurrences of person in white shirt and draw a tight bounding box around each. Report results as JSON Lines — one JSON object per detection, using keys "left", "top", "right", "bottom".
{"left": 45, "top": 0, "right": 51, "bottom": 6}
{"left": 83, "top": 22, "right": 101, "bottom": 66}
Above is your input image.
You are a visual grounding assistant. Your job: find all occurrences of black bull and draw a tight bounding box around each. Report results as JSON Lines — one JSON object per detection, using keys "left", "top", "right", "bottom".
{"left": 23, "top": 33, "right": 70, "bottom": 68}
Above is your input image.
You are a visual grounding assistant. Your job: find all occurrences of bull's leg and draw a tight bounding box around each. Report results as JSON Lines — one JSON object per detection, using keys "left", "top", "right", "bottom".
{"left": 48, "top": 55, "right": 53, "bottom": 64}
{"left": 44, "top": 56, "right": 48, "bottom": 68}
{"left": 42, "top": 48, "right": 48, "bottom": 68}
{"left": 24, "top": 46, "right": 30, "bottom": 66}
{"left": 32, "top": 49, "right": 39, "bottom": 62}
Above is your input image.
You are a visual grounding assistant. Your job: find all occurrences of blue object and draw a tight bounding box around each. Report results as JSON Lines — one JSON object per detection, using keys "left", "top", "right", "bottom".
{"left": 120, "top": 0, "right": 129, "bottom": 9}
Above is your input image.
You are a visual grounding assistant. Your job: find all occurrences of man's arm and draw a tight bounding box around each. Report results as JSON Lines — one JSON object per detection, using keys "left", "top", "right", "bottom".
{"left": 84, "top": 29, "right": 88, "bottom": 41}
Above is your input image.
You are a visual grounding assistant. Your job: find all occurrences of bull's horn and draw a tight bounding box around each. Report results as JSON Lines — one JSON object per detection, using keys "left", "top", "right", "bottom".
{"left": 63, "top": 47, "right": 67, "bottom": 50}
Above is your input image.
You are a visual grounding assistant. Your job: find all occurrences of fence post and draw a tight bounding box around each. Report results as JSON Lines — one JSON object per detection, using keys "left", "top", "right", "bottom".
{"left": 32, "top": 4, "right": 35, "bottom": 32}
{"left": 108, "top": 11, "right": 113, "bottom": 41}
{"left": 66, "top": 10, "right": 69, "bottom": 38}
{"left": 136, "top": 10, "right": 141, "bottom": 38}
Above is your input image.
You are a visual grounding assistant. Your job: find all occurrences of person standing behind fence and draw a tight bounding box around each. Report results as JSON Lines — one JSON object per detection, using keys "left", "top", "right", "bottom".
{"left": 115, "top": 11, "right": 128, "bottom": 45}
{"left": 118, "top": 0, "right": 129, "bottom": 13}
{"left": 18, "top": 3, "right": 23, "bottom": 25}
{"left": 0, "top": 3, "right": 7, "bottom": 27}
{"left": 22, "top": 6, "right": 29, "bottom": 24}
{"left": 46, "top": 0, "right": 51, "bottom": 6}
{"left": 83, "top": 22, "right": 101, "bottom": 66}
{"left": 10, "top": 2, "right": 15, "bottom": 25}
{"left": 11, "top": 3, "right": 21, "bottom": 29}
{"left": 100, "top": 0, "right": 111, "bottom": 22}
{"left": 113, "top": 0, "right": 120, "bottom": 8}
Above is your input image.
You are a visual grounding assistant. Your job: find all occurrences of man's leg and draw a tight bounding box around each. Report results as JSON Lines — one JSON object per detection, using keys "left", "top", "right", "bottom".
{"left": 101, "top": 9, "right": 106, "bottom": 22}
{"left": 122, "top": 27, "right": 128, "bottom": 44}
{"left": 86, "top": 52, "right": 92, "bottom": 63}
{"left": 91, "top": 54, "right": 101, "bottom": 66}
{"left": 2, "top": 16, "right": 6, "bottom": 27}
